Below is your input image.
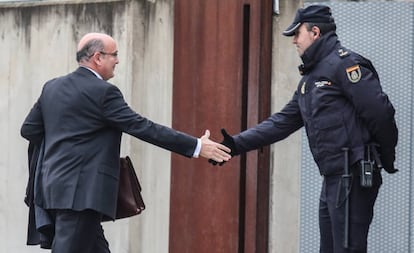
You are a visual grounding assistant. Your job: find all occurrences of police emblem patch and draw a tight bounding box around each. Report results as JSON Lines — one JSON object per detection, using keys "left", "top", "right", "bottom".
{"left": 346, "top": 65, "right": 361, "bottom": 83}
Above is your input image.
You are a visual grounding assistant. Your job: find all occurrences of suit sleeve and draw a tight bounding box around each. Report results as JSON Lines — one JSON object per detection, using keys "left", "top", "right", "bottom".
{"left": 101, "top": 85, "right": 197, "bottom": 158}
{"left": 233, "top": 92, "right": 304, "bottom": 153}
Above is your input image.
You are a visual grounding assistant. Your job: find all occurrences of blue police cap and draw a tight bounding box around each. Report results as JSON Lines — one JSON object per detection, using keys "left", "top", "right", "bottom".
{"left": 283, "top": 5, "right": 335, "bottom": 36}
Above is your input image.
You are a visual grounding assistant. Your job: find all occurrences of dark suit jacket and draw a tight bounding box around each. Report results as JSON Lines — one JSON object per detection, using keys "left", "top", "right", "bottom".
{"left": 21, "top": 67, "right": 197, "bottom": 220}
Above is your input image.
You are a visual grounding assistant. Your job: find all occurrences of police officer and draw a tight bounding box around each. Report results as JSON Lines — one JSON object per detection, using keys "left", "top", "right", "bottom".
{"left": 211, "top": 5, "right": 398, "bottom": 253}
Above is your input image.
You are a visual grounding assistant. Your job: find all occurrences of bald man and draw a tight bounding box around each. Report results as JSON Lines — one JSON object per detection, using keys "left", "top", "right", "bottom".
{"left": 21, "top": 32, "right": 231, "bottom": 253}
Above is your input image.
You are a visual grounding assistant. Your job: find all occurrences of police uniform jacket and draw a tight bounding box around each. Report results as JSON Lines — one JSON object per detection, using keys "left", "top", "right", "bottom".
{"left": 232, "top": 32, "right": 397, "bottom": 176}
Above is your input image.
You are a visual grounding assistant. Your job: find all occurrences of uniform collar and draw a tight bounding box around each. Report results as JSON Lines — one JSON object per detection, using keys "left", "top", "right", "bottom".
{"left": 299, "top": 31, "right": 339, "bottom": 75}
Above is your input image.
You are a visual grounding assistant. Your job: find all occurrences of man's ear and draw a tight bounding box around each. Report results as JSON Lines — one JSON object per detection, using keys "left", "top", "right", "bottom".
{"left": 91, "top": 52, "right": 103, "bottom": 66}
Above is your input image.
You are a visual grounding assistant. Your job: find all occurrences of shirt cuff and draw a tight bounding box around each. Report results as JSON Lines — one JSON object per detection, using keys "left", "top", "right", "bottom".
{"left": 192, "top": 138, "right": 201, "bottom": 158}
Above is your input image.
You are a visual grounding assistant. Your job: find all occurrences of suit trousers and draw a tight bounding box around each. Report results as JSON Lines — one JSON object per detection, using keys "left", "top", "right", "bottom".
{"left": 50, "top": 209, "right": 110, "bottom": 253}
{"left": 319, "top": 165, "right": 382, "bottom": 253}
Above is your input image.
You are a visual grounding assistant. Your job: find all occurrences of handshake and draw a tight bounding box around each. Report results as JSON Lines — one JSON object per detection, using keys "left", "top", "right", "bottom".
{"left": 207, "top": 129, "right": 238, "bottom": 166}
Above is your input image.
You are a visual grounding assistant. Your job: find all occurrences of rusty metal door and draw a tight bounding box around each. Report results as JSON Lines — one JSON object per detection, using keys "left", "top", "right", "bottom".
{"left": 170, "top": 1, "right": 272, "bottom": 252}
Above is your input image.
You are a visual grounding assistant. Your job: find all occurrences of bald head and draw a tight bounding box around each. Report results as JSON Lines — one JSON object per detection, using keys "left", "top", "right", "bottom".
{"left": 76, "top": 32, "right": 119, "bottom": 80}
{"left": 76, "top": 33, "right": 116, "bottom": 63}
{"left": 77, "top": 33, "right": 114, "bottom": 51}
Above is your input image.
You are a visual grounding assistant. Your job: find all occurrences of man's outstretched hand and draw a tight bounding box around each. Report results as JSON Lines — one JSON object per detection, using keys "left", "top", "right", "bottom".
{"left": 209, "top": 128, "right": 238, "bottom": 166}
{"left": 200, "top": 130, "right": 232, "bottom": 163}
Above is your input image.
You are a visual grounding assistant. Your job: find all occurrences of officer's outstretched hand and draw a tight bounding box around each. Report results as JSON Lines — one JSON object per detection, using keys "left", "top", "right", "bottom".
{"left": 209, "top": 128, "right": 238, "bottom": 166}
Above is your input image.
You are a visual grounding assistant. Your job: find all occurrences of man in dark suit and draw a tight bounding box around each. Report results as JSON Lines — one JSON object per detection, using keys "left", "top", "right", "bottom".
{"left": 21, "top": 32, "right": 231, "bottom": 253}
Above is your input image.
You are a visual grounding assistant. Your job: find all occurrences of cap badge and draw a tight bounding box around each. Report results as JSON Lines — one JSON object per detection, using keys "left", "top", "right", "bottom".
{"left": 346, "top": 65, "right": 361, "bottom": 83}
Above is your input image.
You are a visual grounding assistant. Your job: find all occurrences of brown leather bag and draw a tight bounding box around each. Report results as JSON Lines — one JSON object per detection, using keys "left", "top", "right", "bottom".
{"left": 116, "top": 156, "right": 145, "bottom": 219}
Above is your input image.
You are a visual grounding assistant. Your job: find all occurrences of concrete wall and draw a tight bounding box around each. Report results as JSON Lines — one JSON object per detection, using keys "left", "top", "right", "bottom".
{"left": 0, "top": 0, "right": 175, "bottom": 252}
{"left": 0, "top": 0, "right": 303, "bottom": 252}
{"left": 269, "top": 1, "right": 303, "bottom": 252}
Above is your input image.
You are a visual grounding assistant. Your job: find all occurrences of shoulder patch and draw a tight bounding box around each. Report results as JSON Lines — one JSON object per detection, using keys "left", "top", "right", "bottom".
{"left": 346, "top": 65, "right": 362, "bottom": 83}
{"left": 337, "top": 48, "right": 349, "bottom": 58}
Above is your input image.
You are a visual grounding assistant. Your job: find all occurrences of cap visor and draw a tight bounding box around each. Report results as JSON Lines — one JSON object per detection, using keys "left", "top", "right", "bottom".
{"left": 282, "top": 22, "right": 301, "bottom": 36}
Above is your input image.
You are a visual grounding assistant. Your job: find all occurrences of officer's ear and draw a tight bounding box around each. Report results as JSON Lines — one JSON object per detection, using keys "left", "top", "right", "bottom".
{"left": 311, "top": 26, "right": 321, "bottom": 38}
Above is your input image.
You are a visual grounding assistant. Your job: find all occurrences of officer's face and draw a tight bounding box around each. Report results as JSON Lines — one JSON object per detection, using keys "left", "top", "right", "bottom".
{"left": 293, "top": 24, "right": 320, "bottom": 56}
